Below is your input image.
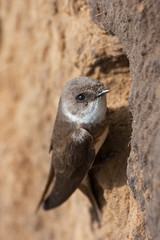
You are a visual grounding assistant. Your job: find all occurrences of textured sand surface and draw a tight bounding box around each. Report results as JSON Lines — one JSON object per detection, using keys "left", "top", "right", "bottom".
{"left": 0, "top": 1, "right": 145, "bottom": 239}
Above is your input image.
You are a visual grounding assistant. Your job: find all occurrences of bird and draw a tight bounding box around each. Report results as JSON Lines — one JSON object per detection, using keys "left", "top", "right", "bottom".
{"left": 37, "top": 76, "right": 110, "bottom": 223}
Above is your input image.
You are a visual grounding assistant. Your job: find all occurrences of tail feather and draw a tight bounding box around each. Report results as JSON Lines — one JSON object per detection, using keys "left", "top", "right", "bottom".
{"left": 35, "top": 164, "right": 54, "bottom": 213}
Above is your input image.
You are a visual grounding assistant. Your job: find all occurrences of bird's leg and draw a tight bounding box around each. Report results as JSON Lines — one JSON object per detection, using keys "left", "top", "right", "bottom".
{"left": 91, "top": 151, "right": 114, "bottom": 169}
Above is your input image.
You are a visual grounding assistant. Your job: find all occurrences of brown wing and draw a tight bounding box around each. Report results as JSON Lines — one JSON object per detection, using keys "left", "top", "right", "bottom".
{"left": 43, "top": 128, "right": 95, "bottom": 210}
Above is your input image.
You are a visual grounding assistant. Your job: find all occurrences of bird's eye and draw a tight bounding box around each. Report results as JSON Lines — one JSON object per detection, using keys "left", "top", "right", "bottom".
{"left": 76, "top": 93, "right": 85, "bottom": 102}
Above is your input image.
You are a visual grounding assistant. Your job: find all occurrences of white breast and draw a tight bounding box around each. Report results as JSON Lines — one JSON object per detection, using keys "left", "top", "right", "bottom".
{"left": 94, "top": 126, "right": 109, "bottom": 155}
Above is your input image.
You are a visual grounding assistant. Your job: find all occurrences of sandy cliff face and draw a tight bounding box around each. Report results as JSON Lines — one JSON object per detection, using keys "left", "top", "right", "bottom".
{"left": 88, "top": 0, "right": 160, "bottom": 239}
{"left": 0, "top": 0, "right": 152, "bottom": 239}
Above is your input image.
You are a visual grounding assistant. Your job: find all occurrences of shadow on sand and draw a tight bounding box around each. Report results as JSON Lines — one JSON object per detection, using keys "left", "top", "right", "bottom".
{"left": 90, "top": 106, "right": 132, "bottom": 209}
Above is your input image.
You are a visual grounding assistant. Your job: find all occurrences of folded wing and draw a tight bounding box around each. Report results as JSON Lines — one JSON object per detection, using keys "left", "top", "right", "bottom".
{"left": 43, "top": 128, "right": 95, "bottom": 210}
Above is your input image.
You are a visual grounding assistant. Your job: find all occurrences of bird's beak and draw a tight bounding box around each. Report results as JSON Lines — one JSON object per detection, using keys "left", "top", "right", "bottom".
{"left": 96, "top": 89, "right": 110, "bottom": 98}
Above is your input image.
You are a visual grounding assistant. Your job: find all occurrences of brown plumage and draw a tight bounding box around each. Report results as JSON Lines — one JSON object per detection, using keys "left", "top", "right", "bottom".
{"left": 37, "top": 77, "right": 110, "bottom": 224}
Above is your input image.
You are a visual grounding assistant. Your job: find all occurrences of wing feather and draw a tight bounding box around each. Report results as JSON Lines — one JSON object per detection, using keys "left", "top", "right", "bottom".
{"left": 43, "top": 128, "right": 95, "bottom": 210}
